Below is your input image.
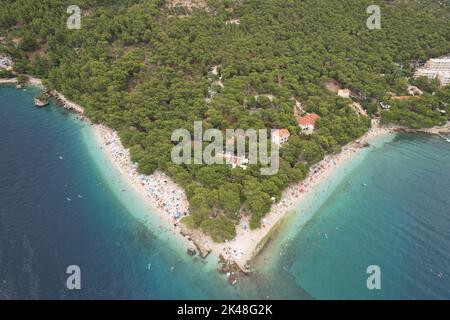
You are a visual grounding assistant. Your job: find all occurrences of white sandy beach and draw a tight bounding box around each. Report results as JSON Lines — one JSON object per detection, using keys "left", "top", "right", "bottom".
{"left": 216, "top": 121, "right": 396, "bottom": 269}
{"left": 92, "top": 125, "right": 191, "bottom": 236}
{"left": 92, "top": 116, "right": 398, "bottom": 271}
{"left": 0, "top": 78, "right": 17, "bottom": 84}
{"left": 0, "top": 78, "right": 414, "bottom": 272}
{"left": 0, "top": 76, "right": 43, "bottom": 87}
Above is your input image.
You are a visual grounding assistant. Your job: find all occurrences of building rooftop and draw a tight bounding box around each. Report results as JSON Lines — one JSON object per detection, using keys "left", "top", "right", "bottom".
{"left": 432, "top": 55, "right": 450, "bottom": 61}
{"left": 297, "top": 113, "right": 320, "bottom": 126}
{"left": 273, "top": 128, "right": 290, "bottom": 138}
{"left": 390, "top": 96, "right": 420, "bottom": 101}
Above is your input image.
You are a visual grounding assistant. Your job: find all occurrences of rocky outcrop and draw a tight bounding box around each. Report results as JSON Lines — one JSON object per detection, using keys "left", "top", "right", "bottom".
{"left": 49, "top": 91, "right": 84, "bottom": 115}
{"left": 217, "top": 255, "right": 248, "bottom": 285}
{"left": 34, "top": 92, "right": 50, "bottom": 107}
{"left": 179, "top": 224, "right": 211, "bottom": 258}
{"left": 187, "top": 247, "right": 197, "bottom": 256}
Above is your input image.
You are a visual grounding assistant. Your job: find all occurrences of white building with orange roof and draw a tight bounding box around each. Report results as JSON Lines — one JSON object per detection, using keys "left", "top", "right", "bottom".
{"left": 217, "top": 152, "right": 248, "bottom": 169}
{"left": 297, "top": 113, "right": 321, "bottom": 134}
{"left": 271, "top": 129, "right": 290, "bottom": 145}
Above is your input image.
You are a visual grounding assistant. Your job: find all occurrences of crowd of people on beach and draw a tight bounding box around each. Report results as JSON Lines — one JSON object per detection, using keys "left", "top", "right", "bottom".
{"left": 96, "top": 125, "right": 189, "bottom": 222}
{"left": 221, "top": 125, "right": 394, "bottom": 267}
{"left": 269, "top": 126, "right": 391, "bottom": 219}
{"left": 93, "top": 120, "right": 393, "bottom": 268}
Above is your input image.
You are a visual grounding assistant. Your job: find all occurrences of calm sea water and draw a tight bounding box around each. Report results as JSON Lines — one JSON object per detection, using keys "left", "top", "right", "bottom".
{"left": 257, "top": 132, "right": 450, "bottom": 299}
{"left": 1, "top": 85, "right": 449, "bottom": 299}
{"left": 0, "top": 85, "right": 257, "bottom": 299}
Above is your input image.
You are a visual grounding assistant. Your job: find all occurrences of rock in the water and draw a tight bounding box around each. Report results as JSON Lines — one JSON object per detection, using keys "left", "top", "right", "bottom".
{"left": 187, "top": 247, "right": 197, "bottom": 256}
{"left": 228, "top": 274, "right": 238, "bottom": 285}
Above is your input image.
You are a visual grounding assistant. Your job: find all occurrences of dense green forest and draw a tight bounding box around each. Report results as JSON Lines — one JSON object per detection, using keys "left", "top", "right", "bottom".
{"left": 1, "top": 0, "right": 449, "bottom": 241}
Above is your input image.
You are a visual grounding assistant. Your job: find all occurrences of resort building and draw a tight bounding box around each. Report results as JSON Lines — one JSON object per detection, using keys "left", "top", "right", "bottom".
{"left": 271, "top": 129, "right": 290, "bottom": 145}
{"left": 337, "top": 89, "right": 351, "bottom": 99}
{"left": 438, "top": 73, "right": 450, "bottom": 86}
{"left": 0, "top": 55, "right": 13, "bottom": 70}
{"left": 415, "top": 55, "right": 450, "bottom": 87}
{"left": 297, "top": 113, "right": 320, "bottom": 134}
{"left": 217, "top": 152, "right": 248, "bottom": 169}
{"left": 424, "top": 56, "right": 450, "bottom": 71}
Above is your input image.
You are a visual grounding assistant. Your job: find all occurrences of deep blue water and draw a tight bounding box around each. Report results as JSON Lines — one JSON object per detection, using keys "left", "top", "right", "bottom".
{"left": 1, "top": 85, "right": 449, "bottom": 299}
{"left": 0, "top": 85, "right": 257, "bottom": 299}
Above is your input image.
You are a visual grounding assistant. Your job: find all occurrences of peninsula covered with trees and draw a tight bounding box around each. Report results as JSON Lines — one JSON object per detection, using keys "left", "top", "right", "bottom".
{"left": 1, "top": 0, "right": 449, "bottom": 242}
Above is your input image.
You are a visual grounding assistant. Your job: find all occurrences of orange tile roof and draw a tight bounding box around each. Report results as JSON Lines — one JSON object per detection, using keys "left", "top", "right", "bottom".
{"left": 390, "top": 96, "right": 420, "bottom": 101}
{"left": 274, "top": 128, "right": 290, "bottom": 138}
{"left": 297, "top": 113, "right": 320, "bottom": 126}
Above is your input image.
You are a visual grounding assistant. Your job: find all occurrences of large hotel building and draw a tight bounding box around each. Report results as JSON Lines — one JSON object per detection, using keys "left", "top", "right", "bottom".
{"left": 415, "top": 56, "right": 450, "bottom": 86}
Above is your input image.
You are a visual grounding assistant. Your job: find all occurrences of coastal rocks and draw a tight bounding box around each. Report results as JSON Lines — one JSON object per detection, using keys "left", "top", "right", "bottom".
{"left": 49, "top": 90, "right": 84, "bottom": 115}
{"left": 187, "top": 247, "right": 197, "bottom": 256}
{"left": 179, "top": 224, "right": 211, "bottom": 258}
{"left": 228, "top": 274, "right": 238, "bottom": 285}
{"left": 217, "top": 255, "right": 247, "bottom": 285}
{"left": 217, "top": 255, "right": 245, "bottom": 273}
{"left": 34, "top": 93, "right": 50, "bottom": 107}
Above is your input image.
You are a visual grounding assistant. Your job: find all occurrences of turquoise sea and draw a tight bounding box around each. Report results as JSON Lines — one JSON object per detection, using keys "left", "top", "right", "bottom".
{"left": 0, "top": 85, "right": 449, "bottom": 299}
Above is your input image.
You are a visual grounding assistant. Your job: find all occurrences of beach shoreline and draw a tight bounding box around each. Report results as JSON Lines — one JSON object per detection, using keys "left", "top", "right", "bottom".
{"left": 2, "top": 77, "right": 449, "bottom": 275}
{"left": 0, "top": 76, "right": 43, "bottom": 87}
{"left": 92, "top": 119, "right": 399, "bottom": 273}
{"left": 221, "top": 120, "right": 397, "bottom": 270}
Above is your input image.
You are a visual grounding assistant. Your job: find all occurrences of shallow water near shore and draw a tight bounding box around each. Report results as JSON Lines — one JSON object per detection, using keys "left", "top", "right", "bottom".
{"left": 1, "top": 85, "right": 449, "bottom": 299}
{"left": 0, "top": 85, "right": 253, "bottom": 299}
{"left": 256, "top": 133, "right": 450, "bottom": 299}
